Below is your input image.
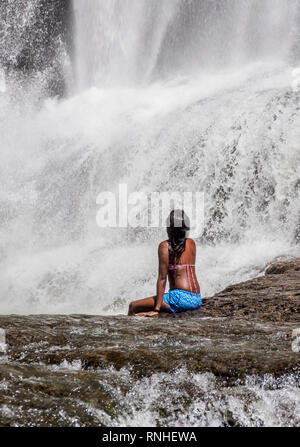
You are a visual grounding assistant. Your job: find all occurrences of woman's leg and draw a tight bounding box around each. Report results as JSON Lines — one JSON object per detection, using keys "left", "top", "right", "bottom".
{"left": 128, "top": 296, "right": 171, "bottom": 316}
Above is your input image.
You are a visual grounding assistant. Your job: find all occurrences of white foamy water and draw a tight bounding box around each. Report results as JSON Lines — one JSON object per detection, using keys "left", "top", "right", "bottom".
{"left": 0, "top": 1, "right": 300, "bottom": 314}
{"left": 72, "top": 0, "right": 299, "bottom": 88}
{"left": 111, "top": 370, "right": 300, "bottom": 427}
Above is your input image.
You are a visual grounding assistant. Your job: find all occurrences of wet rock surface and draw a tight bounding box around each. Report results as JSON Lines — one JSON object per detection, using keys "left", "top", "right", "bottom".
{"left": 161, "top": 257, "right": 300, "bottom": 322}
{"left": 0, "top": 258, "right": 299, "bottom": 426}
{"left": 0, "top": 314, "right": 299, "bottom": 378}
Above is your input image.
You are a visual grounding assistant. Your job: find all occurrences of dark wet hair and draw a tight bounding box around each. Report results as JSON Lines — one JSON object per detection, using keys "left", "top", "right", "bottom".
{"left": 167, "top": 210, "right": 190, "bottom": 262}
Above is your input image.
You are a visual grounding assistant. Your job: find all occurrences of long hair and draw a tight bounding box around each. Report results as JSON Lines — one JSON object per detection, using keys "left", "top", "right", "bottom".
{"left": 167, "top": 210, "right": 190, "bottom": 263}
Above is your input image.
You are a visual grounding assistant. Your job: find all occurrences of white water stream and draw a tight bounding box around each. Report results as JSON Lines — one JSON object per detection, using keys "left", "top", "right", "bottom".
{"left": 0, "top": 1, "right": 299, "bottom": 314}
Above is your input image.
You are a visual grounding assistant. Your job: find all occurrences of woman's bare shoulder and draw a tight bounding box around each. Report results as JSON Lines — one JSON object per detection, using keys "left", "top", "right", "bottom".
{"left": 186, "top": 238, "right": 196, "bottom": 247}
{"left": 186, "top": 238, "right": 196, "bottom": 255}
{"left": 158, "top": 240, "right": 169, "bottom": 251}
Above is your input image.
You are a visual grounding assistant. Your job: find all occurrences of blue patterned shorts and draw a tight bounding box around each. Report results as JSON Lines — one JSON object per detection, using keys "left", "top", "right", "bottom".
{"left": 163, "top": 289, "right": 202, "bottom": 314}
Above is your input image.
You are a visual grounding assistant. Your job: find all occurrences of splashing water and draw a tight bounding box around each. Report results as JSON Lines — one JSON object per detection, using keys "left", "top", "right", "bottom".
{"left": 0, "top": 1, "right": 300, "bottom": 314}
{"left": 73, "top": 0, "right": 181, "bottom": 88}
{"left": 73, "top": 0, "right": 299, "bottom": 88}
{"left": 0, "top": 313, "right": 299, "bottom": 427}
{"left": 113, "top": 370, "right": 300, "bottom": 427}
{"left": 1, "top": 366, "right": 299, "bottom": 427}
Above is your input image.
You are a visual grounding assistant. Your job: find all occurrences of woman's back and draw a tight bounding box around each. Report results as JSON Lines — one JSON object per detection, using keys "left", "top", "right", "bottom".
{"left": 128, "top": 211, "right": 202, "bottom": 316}
{"left": 167, "top": 238, "right": 200, "bottom": 294}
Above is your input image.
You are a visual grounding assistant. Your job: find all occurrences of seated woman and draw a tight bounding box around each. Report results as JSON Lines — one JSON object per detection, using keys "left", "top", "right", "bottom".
{"left": 128, "top": 209, "right": 202, "bottom": 317}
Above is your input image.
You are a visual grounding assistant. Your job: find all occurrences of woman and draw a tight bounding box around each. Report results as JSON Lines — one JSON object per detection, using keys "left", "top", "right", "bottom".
{"left": 128, "top": 210, "right": 202, "bottom": 317}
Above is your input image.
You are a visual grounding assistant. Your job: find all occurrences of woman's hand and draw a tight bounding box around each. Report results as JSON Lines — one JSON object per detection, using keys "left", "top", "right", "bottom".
{"left": 134, "top": 311, "right": 159, "bottom": 318}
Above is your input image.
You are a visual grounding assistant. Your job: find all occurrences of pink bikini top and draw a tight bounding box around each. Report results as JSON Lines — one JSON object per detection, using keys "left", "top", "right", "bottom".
{"left": 168, "top": 263, "right": 198, "bottom": 295}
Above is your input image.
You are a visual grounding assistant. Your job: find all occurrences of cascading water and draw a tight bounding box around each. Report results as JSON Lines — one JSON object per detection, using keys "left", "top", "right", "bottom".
{"left": 0, "top": 0, "right": 299, "bottom": 315}
{"left": 73, "top": 0, "right": 299, "bottom": 88}
{"left": 0, "top": 0, "right": 300, "bottom": 428}
{"left": 73, "top": 0, "right": 181, "bottom": 88}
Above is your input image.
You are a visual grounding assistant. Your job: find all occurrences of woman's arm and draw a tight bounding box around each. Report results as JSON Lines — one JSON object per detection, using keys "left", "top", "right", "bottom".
{"left": 154, "top": 241, "right": 169, "bottom": 312}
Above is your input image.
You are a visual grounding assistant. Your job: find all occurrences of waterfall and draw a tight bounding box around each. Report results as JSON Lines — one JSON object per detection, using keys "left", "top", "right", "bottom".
{"left": 0, "top": 0, "right": 71, "bottom": 95}
{"left": 0, "top": 1, "right": 299, "bottom": 314}
{"left": 73, "top": 0, "right": 181, "bottom": 88}
{"left": 72, "top": 0, "right": 299, "bottom": 89}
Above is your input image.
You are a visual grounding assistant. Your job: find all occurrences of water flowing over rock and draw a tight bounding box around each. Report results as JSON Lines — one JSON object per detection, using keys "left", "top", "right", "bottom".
{"left": 0, "top": 0, "right": 300, "bottom": 427}
{"left": 0, "top": 258, "right": 299, "bottom": 426}
{"left": 73, "top": 0, "right": 300, "bottom": 88}
{"left": 161, "top": 257, "right": 300, "bottom": 322}
{"left": 0, "top": 0, "right": 299, "bottom": 314}
{"left": 0, "top": 0, "right": 72, "bottom": 95}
